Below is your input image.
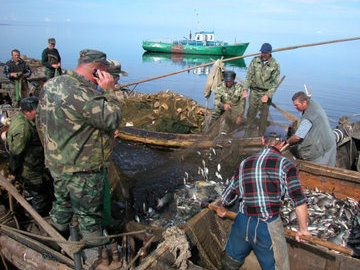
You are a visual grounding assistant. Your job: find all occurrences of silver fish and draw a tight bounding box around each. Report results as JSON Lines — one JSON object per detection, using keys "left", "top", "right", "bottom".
{"left": 157, "top": 193, "right": 173, "bottom": 209}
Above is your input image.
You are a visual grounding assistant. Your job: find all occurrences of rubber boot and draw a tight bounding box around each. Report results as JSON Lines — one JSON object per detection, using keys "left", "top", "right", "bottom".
{"left": 49, "top": 220, "right": 70, "bottom": 251}
{"left": 218, "top": 252, "right": 243, "bottom": 270}
{"left": 50, "top": 219, "right": 70, "bottom": 239}
{"left": 82, "top": 230, "right": 109, "bottom": 267}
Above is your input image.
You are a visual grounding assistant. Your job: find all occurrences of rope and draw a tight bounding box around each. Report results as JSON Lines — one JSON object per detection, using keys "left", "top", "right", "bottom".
{"left": 120, "top": 36, "right": 360, "bottom": 88}
{"left": 156, "top": 226, "right": 191, "bottom": 270}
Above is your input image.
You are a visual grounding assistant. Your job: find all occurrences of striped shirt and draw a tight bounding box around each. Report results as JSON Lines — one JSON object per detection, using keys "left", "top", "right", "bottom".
{"left": 221, "top": 146, "right": 307, "bottom": 220}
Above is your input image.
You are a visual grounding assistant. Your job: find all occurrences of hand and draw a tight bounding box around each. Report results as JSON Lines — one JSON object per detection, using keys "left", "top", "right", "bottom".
{"left": 10, "top": 72, "right": 18, "bottom": 78}
{"left": 216, "top": 206, "right": 227, "bottom": 218}
{"left": 224, "top": 104, "right": 231, "bottom": 111}
{"left": 242, "top": 89, "right": 248, "bottom": 98}
{"left": 8, "top": 175, "right": 15, "bottom": 181}
{"left": 236, "top": 116, "right": 242, "bottom": 125}
{"left": 295, "top": 229, "right": 311, "bottom": 242}
{"left": 95, "top": 70, "right": 115, "bottom": 90}
{"left": 261, "top": 95, "right": 269, "bottom": 103}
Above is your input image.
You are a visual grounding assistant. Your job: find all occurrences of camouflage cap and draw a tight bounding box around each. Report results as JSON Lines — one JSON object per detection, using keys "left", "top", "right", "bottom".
{"left": 78, "top": 49, "right": 111, "bottom": 65}
{"left": 48, "top": 38, "right": 56, "bottom": 44}
{"left": 20, "top": 96, "right": 39, "bottom": 111}
{"left": 108, "top": 59, "right": 128, "bottom": 77}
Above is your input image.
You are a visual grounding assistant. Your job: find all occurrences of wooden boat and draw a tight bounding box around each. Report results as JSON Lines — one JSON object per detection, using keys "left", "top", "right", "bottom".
{"left": 115, "top": 126, "right": 262, "bottom": 149}
{"left": 142, "top": 31, "right": 249, "bottom": 56}
{"left": 1, "top": 142, "right": 360, "bottom": 269}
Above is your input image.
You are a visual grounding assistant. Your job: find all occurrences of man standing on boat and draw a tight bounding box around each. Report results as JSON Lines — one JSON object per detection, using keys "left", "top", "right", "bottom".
{"left": 211, "top": 70, "right": 245, "bottom": 133}
{"left": 242, "top": 43, "right": 280, "bottom": 136}
{"left": 7, "top": 97, "right": 53, "bottom": 217}
{"left": 287, "top": 91, "right": 336, "bottom": 166}
{"left": 41, "top": 38, "right": 62, "bottom": 81}
{"left": 37, "top": 49, "right": 122, "bottom": 266}
{"left": 217, "top": 125, "right": 310, "bottom": 270}
{"left": 3, "top": 49, "right": 32, "bottom": 107}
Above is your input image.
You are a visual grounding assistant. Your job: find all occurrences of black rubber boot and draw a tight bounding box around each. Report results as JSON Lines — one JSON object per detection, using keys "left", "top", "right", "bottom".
{"left": 218, "top": 252, "right": 244, "bottom": 270}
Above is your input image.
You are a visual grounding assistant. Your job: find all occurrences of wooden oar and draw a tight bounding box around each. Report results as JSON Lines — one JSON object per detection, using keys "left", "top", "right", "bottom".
{"left": 271, "top": 102, "right": 300, "bottom": 123}
{"left": 119, "top": 36, "right": 360, "bottom": 89}
{"left": 203, "top": 202, "right": 355, "bottom": 257}
{"left": 0, "top": 175, "right": 74, "bottom": 259}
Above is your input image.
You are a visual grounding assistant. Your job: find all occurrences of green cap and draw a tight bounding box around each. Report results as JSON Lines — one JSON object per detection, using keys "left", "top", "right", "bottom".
{"left": 78, "top": 49, "right": 111, "bottom": 65}
{"left": 48, "top": 38, "right": 56, "bottom": 44}
{"left": 108, "top": 59, "right": 128, "bottom": 77}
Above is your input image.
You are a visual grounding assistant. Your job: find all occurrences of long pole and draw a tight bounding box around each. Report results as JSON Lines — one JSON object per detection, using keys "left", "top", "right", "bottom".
{"left": 204, "top": 202, "right": 355, "bottom": 257}
{"left": 119, "top": 36, "right": 360, "bottom": 88}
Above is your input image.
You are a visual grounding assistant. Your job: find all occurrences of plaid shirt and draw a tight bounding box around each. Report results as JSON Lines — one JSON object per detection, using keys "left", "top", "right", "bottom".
{"left": 221, "top": 146, "right": 307, "bottom": 220}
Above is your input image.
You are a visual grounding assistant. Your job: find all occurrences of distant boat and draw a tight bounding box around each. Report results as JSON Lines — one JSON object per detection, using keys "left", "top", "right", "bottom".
{"left": 142, "top": 31, "right": 249, "bottom": 56}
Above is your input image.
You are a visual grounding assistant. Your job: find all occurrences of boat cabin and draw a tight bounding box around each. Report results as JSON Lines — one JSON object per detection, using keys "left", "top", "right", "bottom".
{"left": 194, "top": 31, "right": 215, "bottom": 42}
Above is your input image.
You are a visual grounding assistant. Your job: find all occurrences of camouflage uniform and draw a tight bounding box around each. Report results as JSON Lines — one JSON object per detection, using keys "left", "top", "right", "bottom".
{"left": 37, "top": 70, "right": 122, "bottom": 235}
{"left": 212, "top": 81, "right": 245, "bottom": 133}
{"left": 7, "top": 110, "right": 52, "bottom": 216}
{"left": 242, "top": 56, "right": 280, "bottom": 135}
{"left": 3, "top": 58, "right": 32, "bottom": 107}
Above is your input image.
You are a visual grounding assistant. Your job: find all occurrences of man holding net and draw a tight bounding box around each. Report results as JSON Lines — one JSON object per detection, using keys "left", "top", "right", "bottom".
{"left": 211, "top": 70, "right": 245, "bottom": 134}
{"left": 217, "top": 125, "right": 310, "bottom": 270}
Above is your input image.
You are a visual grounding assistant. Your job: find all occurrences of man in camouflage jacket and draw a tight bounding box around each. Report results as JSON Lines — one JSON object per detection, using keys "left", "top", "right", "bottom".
{"left": 37, "top": 49, "right": 122, "bottom": 263}
{"left": 211, "top": 71, "right": 245, "bottom": 133}
{"left": 242, "top": 43, "right": 280, "bottom": 136}
{"left": 7, "top": 97, "right": 52, "bottom": 217}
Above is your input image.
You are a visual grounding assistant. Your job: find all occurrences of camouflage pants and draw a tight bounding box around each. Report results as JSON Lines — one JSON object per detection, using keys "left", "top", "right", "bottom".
{"left": 50, "top": 169, "right": 105, "bottom": 234}
{"left": 45, "top": 67, "right": 62, "bottom": 81}
{"left": 212, "top": 105, "right": 243, "bottom": 134}
{"left": 246, "top": 90, "right": 271, "bottom": 136}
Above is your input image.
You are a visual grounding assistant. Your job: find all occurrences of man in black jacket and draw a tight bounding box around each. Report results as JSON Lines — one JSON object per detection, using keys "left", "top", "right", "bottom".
{"left": 41, "top": 38, "right": 62, "bottom": 80}
{"left": 3, "top": 49, "right": 32, "bottom": 107}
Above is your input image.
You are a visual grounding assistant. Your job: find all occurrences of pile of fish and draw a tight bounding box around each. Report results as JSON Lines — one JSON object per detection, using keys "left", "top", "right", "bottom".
{"left": 281, "top": 187, "right": 360, "bottom": 250}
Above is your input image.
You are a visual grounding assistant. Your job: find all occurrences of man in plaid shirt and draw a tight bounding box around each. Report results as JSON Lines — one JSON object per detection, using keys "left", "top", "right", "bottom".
{"left": 217, "top": 125, "right": 310, "bottom": 270}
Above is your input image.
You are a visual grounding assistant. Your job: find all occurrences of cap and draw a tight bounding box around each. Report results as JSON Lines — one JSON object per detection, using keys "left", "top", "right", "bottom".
{"left": 48, "top": 38, "right": 56, "bottom": 44}
{"left": 20, "top": 96, "right": 39, "bottom": 111}
{"left": 223, "top": 71, "right": 236, "bottom": 82}
{"left": 78, "top": 49, "right": 111, "bottom": 65}
{"left": 108, "top": 59, "right": 128, "bottom": 77}
{"left": 260, "top": 43, "right": 272, "bottom": 53}
{"left": 264, "top": 125, "right": 287, "bottom": 141}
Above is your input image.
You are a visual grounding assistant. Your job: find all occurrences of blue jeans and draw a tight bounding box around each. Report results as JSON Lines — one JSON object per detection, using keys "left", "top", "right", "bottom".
{"left": 225, "top": 213, "right": 278, "bottom": 270}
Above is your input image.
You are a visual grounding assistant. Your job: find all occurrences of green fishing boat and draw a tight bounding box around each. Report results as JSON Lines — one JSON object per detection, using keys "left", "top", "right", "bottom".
{"left": 142, "top": 31, "right": 249, "bottom": 56}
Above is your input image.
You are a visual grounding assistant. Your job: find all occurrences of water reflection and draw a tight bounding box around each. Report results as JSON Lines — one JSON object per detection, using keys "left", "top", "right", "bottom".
{"left": 142, "top": 52, "right": 246, "bottom": 75}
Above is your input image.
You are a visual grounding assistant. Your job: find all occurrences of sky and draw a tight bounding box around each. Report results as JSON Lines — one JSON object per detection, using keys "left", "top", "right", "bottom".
{"left": 1, "top": 0, "right": 360, "bottom": 41}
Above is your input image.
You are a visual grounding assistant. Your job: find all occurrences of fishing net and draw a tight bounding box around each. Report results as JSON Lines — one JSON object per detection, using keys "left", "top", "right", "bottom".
{"left": 185, "top": 207, "right": 233, "bottom": 269}
{"left": 118, "top": 90, "right": 205, "bottom": 134}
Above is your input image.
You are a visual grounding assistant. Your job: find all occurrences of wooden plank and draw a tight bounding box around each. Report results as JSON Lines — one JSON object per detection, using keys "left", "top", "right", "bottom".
{"left": 297, "top": 160, "right": 360, "bottom": 200}
{"left": 0, "top": 176, "right": 74, "bottom": 259}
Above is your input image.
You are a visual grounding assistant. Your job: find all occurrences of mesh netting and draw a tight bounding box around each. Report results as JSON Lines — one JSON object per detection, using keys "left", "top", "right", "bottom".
{"left": 118, "top": 90, "right": 205, "bottom": 134}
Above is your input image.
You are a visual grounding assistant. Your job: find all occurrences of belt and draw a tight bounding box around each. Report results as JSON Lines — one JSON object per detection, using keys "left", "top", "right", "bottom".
{"left": 250, "top": 87, "right": 268, "bottom": 92}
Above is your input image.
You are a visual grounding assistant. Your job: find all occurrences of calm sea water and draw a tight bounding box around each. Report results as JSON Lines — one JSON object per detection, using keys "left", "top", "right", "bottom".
{"left": 1, "top": 23, "right": 359, "bottom": 127}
